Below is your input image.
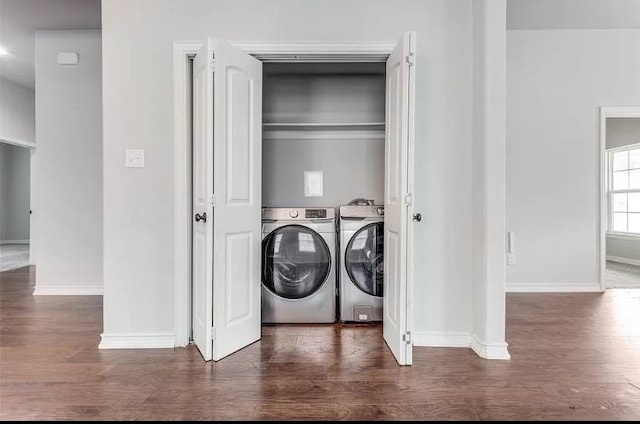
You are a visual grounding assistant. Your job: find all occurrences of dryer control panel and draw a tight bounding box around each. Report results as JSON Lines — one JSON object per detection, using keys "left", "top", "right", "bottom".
{"left": 339, "top": 205, "right": 384, "bottom": 219}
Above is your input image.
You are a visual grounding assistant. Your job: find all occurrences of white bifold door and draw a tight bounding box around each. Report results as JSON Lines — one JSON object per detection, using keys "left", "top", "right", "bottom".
{"left": 383, "top": 32, "right": 416, "bottom": 366}
{"left": 192, "top": 38, "right": 263, "bottom": 361}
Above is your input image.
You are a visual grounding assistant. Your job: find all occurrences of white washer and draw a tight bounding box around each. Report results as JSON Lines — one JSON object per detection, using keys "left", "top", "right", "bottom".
{"left": 261, "top": 207, "right": 336, "bottom": 323}
{"left": 339, "top": 205, "right": 384, "bottom": 322}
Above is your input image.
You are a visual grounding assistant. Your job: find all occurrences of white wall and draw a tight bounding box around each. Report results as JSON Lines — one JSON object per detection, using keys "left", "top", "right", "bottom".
{"left": 506, "top": 29, "right": 640, "bottom": 292}
{"left": 606, "top": 117, "right": 640, "bottom": 262}
{"left": 0, "top": 143, "right": 30, "bottom": 242}
{"left": 263, "top": 139, "right": 384, "bottom": 208}
{"left": 606, "top": 117, "right": 640, "bottom": 149}
{"left": 263, "top": 69, "right": 385, "bottom": 207}
{"left": 507, "top": 0, "right": 640, "bottom": 30}
{"left": 607, "top": 237, "right": 640, "bottom": 263}
{"left": 102, "top": 0, "right": 478, "bottom": 345}
{"left": 33, "top": 30, "right": 103, "bottom": 295}
{"left": 0, "top": 77, "right": 35, "bottom": 143}
{"left": 471, "top": 0, "right": 509, "bottom": 359}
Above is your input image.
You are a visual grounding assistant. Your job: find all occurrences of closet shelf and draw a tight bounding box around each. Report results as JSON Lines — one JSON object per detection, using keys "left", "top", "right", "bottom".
{"left": 263, "top": 122, "right": 385, "bottom": 130}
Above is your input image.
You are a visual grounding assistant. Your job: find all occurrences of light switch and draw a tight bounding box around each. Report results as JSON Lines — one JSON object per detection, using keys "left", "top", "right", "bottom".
{"left": 304, "top": 171, "right": 323, "bottom": 197}
{"left": 125, "top": 149, "right": 145, "bottom": 168}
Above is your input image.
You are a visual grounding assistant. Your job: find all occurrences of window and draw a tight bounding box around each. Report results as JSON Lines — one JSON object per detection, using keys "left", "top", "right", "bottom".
{"left": 608, "top": 143, "right": 640, "bottom": 235}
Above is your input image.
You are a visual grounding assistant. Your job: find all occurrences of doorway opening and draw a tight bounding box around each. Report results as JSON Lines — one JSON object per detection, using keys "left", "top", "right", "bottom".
{"left": 174, "top": 37, "right": 415, "bottom": 365}
{"left": 600, "top": 107, "right": 640, "bottom": 289}
{"left": 0, "top": 140, "right": 35, "bottom": 272}
{"left": 261, "top": 61, "right": 385, "bottom": 326}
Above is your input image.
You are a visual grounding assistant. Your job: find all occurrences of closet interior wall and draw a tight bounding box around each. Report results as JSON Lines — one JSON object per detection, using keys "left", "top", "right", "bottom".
{"left": 262, "top": 62, "right": 386, "bottom": 208}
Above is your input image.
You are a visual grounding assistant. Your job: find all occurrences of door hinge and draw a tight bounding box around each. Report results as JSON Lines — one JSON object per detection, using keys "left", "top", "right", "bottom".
{"left": 405, "top": 53, "right": 415, "bottom": 66}
{"left": 211, "top": 326, "right": 216, "bottom": 341}
{"left": 404, "top": 193, "right": 413, "bottom": 206}
{"left": 402, "top": 331, "right": 412, "bottom": 345}
{"left": 210, "top": 57, "right": 215, "bottom": 72}
{"left": 210, "top": 194, "right": 216, "bottom": 207}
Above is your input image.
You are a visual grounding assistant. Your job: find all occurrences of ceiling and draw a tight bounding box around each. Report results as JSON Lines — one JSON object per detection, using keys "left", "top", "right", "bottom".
{"left": 0, "top": 0, "right": 101, "bottom": 89}
{"left": 508, "top": 0, "right": 640, "bottom": 30}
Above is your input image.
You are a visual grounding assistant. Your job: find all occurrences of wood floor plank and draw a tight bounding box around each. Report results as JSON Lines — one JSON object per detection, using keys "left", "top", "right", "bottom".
{"left": 1, "top": 266, "right": 640, "bottom": 420}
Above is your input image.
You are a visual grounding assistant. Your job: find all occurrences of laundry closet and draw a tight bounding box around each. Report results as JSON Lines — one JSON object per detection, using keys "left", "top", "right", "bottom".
{"left": 260, "top": 62, "right": 387, "bottom": 325}
{"left": 189, "top": 34, "right": 414, "bottom": 364}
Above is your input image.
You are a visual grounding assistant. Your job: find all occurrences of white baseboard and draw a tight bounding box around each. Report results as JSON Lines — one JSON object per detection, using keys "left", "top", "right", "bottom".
{"left": 0, "top": 239, "right": 29, "bottom": 245}
{"left": 606, "top": 255, "right": 640, "bottom": 267}
{"left": 470, "top": 335, "right": 510, "bottom": 360}
{"left": 33, "top": 286, "right": 103, "bottom": 296}
{"left": 99, "top": 333, "right": 176, "bottom": 349}
{"left": 412, "top": 332, "right": 510, "bottom": 360}
{"left": 506, "top": 283, "right": 602, "bottom": 293}
{"left": 412, "top": 331, "right": 471, "bottom": 348}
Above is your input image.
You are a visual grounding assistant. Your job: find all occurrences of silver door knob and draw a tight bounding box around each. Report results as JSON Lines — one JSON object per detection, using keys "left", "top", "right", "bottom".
{"left": 413, "top": 213, "right": 422, "bottom": 222}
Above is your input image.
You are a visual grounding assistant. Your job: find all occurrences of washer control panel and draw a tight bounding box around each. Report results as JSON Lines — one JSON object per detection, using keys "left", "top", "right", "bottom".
{"left": 305, "top": 209, "right": 327, "bottom": 219}
{"left": 262, "top": 207, "right": 335, "bottom": 221}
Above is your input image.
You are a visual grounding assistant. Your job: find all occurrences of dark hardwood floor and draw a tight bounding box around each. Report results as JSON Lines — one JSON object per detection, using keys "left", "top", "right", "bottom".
{"left": 1, "top": 266, "right": 639, "bottom": 420}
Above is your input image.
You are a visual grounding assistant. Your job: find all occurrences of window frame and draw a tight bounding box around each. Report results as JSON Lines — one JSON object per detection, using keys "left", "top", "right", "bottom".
{"left": 607, "top": 142, "right": 640, "bottom": 238}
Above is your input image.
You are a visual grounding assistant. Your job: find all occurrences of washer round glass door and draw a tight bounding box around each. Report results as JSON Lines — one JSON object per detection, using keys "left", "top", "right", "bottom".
{"left": 262, "top": 224, "right": 331, "bottom": 300}
{"left": 345, "top": 222, "right": 384, "bottom": 297}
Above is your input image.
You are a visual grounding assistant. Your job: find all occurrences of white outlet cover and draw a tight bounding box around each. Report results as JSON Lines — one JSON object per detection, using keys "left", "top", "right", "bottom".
{"left": 304, "top": 171, "right": 323, "bottom": 197}
{"left": 125, "top": 149, "right": 145, "bottom": 168}
{"left": 57, "top": 52, "right": 79, "bottom": 65}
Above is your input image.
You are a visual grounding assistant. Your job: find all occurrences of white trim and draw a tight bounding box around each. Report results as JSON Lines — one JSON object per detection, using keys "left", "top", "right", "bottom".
{"left": 600, "top": 106, "right": 640, "bottom": 292}
{"left": 506, "top": 283, "right": 602, "bottom": 293}
{"left": 470, "top": 335, "right": 510, "bottom": 360}
{"left": 606, "top": 255, "right": 640, "bottom": 267}
{"left": 33, "top": 286, "right": 103, "bottom": 296}
{"left": 600, "top": 109, "right": 607, "bottom": 291}
{"left": 404, "top": 31, "right": 417, "bottom": 365}
{"left": 0, "top": 136, "right": 35, "bottom": 149}
{"left": 606, "top": 232, "right": 640, "bottom": 241}
{"left": 99, "top": 333, "right": 176, "bottom": 349}
{"left": 173, "top": 41, "right": 201, "bottom": 348}
{"left": 601, "top": 107, "right": 640, "bottom": 118}
{"left": 29, "top": 149, "right": 36, "bottom": 265}
{"left": 263, "top": 129, "right": 384, "bottom": 141}
{"left": 234, "top": 41, "right": 395, "bottom": 62}
{"left": 173, "top": 40, "right": 398, "bottom": 354}
{"left": 412, "top": 332, "right": 471, "bottom": 348}
{"left": 606, "top": 141, "right": 640, "bottom": 154}
{"left": 0, "top": 239, "right": 29, "bottom": 245}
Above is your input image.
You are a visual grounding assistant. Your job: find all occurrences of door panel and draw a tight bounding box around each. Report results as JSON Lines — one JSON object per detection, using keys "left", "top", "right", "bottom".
{"left": 383, "top": 32, "right": 415, "bottom": 366}
{"left": 192, "top": 38, "right": 214, "bottom": 361}
{"left": 212, "top": 38, "right": 263, "bottom": 361}
{"left": 226, "top": 231, "right": 253, "bottom": 323}
{"left": 226, "top": 67, "right": 254, "bottom": 204}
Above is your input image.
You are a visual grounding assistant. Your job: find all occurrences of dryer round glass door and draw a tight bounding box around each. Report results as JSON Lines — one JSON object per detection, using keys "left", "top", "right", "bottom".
{"left": 345, "top": 222, "right": 384, "bottom": 297}
{"left": 262, "top": 224, "right": 331, "bottom": 300}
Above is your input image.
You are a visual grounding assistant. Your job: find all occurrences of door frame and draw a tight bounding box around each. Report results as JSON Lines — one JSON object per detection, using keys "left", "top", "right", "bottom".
{"left": 172, "top": 40, "right": 397, "bottom": 347}
{"left": 599, "top": 106, "right": 640, "bottom": 291}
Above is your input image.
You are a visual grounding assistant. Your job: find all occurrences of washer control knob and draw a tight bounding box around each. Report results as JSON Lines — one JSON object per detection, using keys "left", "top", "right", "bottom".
{"left": 376, "top": 207, "right": 384, "bottom": 216}
{"left": 289, "top": 209, "right": 299, "bottom": 218}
